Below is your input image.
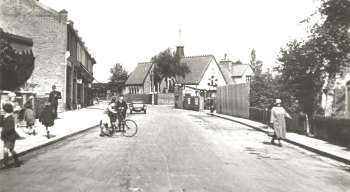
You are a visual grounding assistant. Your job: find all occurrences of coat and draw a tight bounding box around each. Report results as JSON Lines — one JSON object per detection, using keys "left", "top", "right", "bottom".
{"left": 0, "top": 115, "right": 20, "bottom": 142}
{"left": 39, "top": 105, "right": 55, "bottom": 127}
{"left": 49, "top": 91, "right": 62, "bottom": 106}
{"left": 270, "top": 106, "right": 291, "bottom": 139}
{"left": 24, "top": 108, "right": 36, "bottom": 126}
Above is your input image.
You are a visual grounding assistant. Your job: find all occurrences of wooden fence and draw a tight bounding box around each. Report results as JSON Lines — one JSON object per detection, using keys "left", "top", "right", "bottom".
{"left": 216, "top": 83, "right": 250, "bottom": 118}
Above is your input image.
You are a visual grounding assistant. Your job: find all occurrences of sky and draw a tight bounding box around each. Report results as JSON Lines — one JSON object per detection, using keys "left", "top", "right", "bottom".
{"left": 41, "top": 0, "right": 319, "bottom": 83}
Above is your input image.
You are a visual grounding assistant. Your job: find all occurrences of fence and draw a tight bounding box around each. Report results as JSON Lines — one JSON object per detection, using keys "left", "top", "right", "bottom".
{"left": 249, "top": 107, "right": 270, "bottom": 124}
{"left": 157, "top": 93, "right": 174, "bottom": 105}
{"left": 216, "top": 83, "right": 250, "bottom": 118}
{"left": 310, "top": 116, "right": 350, "bottom": 146}
{"left": 124, "top": 94, "right": 152, "bottom": 104}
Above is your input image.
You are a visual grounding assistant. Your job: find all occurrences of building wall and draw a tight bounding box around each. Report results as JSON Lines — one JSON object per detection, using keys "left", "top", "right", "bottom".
{"left": 0, "top": 0, "right": 68, "bottom": 111}
{"left": 232, "top": 68, "right": 254, "bottom": 84}
{"left": 143, "top": 72, "right": 152, "bottom": 94}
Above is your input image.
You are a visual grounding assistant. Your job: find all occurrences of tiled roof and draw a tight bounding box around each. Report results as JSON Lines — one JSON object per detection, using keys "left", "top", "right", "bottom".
{"left": 218, "top": 64, "right": 234, "bottom": 84}
{"left": 176, "top": 55, "right": 214, "bottom": 84}
{"left": 231, "top": 64, "right": 251, "bottom": 77}
{"left": 125, "top": 62, "right": 153, "bottom": 85}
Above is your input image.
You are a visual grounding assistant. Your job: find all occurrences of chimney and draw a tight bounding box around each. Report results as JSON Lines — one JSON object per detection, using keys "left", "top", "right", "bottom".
{"left": 59, "top": 9, "right": 68, "bottom": 23}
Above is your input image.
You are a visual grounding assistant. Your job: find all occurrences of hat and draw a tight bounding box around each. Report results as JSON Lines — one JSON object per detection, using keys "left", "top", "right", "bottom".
{"left": 275, "top": 99, "right": 282, "bottom": 104}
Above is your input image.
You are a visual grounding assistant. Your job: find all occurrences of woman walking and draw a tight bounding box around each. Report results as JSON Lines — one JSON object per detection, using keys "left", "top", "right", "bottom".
{"left": 1, "top": 103, "right": 22, "bottom": 168}
{"left": 39, "top": 102, "right": 55, "bottom": 139}
{"left": 270, "top": 99, "right": 292, "bottom": 146}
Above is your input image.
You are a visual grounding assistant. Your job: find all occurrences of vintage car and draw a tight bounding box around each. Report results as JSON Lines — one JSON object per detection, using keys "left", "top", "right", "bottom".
{"left": 129, "top": 100, "right": 147, "bottom": 114}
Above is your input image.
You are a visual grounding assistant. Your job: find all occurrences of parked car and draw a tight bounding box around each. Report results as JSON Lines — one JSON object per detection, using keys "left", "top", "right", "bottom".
{"left": 129, "top": 100, "right": 147, "bottom": 114}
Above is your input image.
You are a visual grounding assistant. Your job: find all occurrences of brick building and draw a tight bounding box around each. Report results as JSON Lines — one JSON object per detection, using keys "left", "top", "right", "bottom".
{"left": 0, "top": 0, "right": 96, "bottom": 111}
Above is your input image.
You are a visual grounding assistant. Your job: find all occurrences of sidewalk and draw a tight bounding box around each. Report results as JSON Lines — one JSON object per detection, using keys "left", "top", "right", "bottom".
{"left": 207, "top": 111, "right": 350, "bottom": 165}
{"left": 0, "top": 103, "right": 107, "bottom": 161}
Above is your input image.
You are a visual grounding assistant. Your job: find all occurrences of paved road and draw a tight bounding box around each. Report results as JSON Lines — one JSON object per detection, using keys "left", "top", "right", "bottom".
{"left": 1, "top": 106, "right": 350, "bottom": 192}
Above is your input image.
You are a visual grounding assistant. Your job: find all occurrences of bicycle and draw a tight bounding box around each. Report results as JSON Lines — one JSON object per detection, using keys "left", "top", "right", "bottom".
{"left": 99, "top": 111, "right": 138, "bottom": 137}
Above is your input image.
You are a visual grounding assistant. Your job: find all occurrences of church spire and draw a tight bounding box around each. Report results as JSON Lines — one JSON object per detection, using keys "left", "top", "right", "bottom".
{"left": 176, "top": 28, "right": 184, "bottom": 57}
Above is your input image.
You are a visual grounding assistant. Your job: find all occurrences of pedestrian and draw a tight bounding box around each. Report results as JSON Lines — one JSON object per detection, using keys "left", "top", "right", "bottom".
{"left": 270, "top": 98, "right": 292, "bottom": 146}
{"left": 48, "top": 85, "right": 61, "bottom": 119}
{"left": 7, "top": 92, "right": 21, "bottom": 125}
{"left": 0, "top": 103, "right": 22, "bottom": 168}
{"left": 39, "top": 102, "right": 55, "bottom": 139}
{"left": 23, "top": 97, "right": 36, "bottom": 135}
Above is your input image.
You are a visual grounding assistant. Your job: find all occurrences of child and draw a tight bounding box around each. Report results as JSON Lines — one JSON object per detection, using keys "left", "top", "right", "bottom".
{"left": 39, "top": 102, "right": 55, "bottom": 139}
{"left": 23, "top": 101, "right": 36, "bottom": 135}
{"left": 1, "top": 103, "right": 22, "bottom": 168}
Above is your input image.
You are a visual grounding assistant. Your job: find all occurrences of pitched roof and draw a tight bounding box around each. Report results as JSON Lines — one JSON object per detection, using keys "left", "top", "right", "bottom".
{"left": 218, "top": 65, "right": 234, "bottom": 84}
{"left": 125, "top": 62, "right": 153, "bottom": 85}
{"left": 231, "top": 64, "right": 252, "bottom": 77}
{"left": 176, "top": 55, "right": 214, "bottom": 84}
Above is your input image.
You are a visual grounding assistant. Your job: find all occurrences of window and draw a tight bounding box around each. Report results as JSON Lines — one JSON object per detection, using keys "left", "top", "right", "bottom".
{"left": 246, "top": 75, "right": 251, "bottom": 83}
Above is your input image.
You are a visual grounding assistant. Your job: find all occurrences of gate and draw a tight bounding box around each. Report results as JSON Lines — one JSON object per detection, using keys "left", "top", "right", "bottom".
{"left": 216, "top": 83, "right": 250, "bottom": 118}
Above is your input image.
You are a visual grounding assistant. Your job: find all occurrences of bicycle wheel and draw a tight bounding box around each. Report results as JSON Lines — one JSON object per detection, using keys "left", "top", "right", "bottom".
{"left": 123, "top": 119, "right": 138, "bottom": 137}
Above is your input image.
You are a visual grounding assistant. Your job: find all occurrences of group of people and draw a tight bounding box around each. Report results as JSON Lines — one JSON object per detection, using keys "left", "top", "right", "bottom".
{"left": 0, "top": 85, "right": 61, "bottom": 169}
{"left": 100, "top": 95, "right": 128, "bottom": 136}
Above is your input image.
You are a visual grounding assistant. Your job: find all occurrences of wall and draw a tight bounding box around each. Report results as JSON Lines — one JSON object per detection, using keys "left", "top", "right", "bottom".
{"left": 0, "top": 0, "right": 67, "bottom": 111}
{"left": 157, "top": 93, "right": 174, "bottom": 105}
{"left": 143, "top": 71, "right": 152, "bottom": 94}
{"left": 216, "top": 83, "right": 250, "bottom": 118}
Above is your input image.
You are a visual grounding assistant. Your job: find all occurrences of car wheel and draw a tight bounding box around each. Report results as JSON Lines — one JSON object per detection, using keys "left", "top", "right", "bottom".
{"left": 130, "top": 111, "right": 133, "bottom": 114}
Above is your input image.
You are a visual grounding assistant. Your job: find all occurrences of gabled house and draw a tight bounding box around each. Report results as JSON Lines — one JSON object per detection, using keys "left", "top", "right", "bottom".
{"left": 176, "top": 55, "right": 228, "bottom": 96}
{"left": 219, "top": 60, "right": 254, "bottom": 84}
{"left": 125, "top": 62, "right": 154, "bottom": 94}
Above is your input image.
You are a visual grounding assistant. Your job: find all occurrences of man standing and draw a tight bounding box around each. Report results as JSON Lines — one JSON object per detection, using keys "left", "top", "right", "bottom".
{"left": 48, "top": 85, "right": 61, "bottom": 119}
{"left": 116, "top": 95, "right": 128, "bottom": 132}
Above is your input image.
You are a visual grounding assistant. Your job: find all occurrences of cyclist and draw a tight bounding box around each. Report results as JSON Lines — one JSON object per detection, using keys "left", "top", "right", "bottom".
{"left": 106, "top": 97, "right": 118, "bottom": 130}
{"left": 115, "top": 95, "right": 128, "bottom": 132}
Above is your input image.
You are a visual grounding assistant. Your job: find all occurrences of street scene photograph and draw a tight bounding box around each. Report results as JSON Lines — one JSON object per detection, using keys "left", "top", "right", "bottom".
{"left": 1, "top": 0, "right": 350, "bottom": 191}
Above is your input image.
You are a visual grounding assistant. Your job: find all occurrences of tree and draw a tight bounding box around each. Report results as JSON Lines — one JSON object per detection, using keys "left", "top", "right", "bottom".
{"left": 278, "top": 40, "right": 326, "bottom": 117}
{"left": 250, "top": 49, "right": 263, "bottom": 74}
{"left": 151, "top": 48, "right": 190, "bottom": 85}
{"left": 276, "top": 0, "right": 350, "bottom": 117}
{"left": 308, "top": 0, "right": 350, "bottom": 86}
{"left": 109, "top": 63, "right": 128, "bottom": 83}
{"left": 0, "top": 32, "right": 35, "bottom": 91}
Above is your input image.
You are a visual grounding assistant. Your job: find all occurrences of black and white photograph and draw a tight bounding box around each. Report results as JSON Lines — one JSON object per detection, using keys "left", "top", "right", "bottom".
{"left": 0, "top": 0, "right": 350, "bottom": 191}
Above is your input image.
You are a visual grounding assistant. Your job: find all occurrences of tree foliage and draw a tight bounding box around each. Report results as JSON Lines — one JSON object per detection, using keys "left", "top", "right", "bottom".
{"left": 0, "top": 35, "right": 16, "bottom": 70}
{"left": 109, "top": 63, "right": 128, "bottom": 83}
{"left": 151, "top": 48, "right": 190, "bottom": 83}
{"left": 0, "top": 34, "right": 35, "bottom": 91}
{"left": 278, "top": 40, "right": 326, "bottom": 116}
{"left": 250, "top": 49, "right": 263, "bottom": 74}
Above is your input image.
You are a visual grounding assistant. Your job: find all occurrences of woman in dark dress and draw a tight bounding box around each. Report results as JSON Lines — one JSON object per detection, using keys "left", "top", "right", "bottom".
{"left": 39, "top": 102, "right": 55, "bottom": 138}
{"left": 1, "top": 103, "right": 22, "bottom": 168}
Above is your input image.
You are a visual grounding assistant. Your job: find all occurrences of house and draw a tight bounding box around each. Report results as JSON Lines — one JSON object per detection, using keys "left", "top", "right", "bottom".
{"left": 0, "top": 0, "right": 96, "bottom": 110}
{"left": 176, "top": 55, "right": 228, "bottom": 96}
{"left": 125, "top": 62, "right": 155, "bottom": 94}
{"left": 219, "top": 59, "right": 254, "bottom": 85}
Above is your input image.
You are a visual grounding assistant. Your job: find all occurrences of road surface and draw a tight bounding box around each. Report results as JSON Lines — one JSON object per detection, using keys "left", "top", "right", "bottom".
{"left": 1, "top": 105, "right": 350, "bottom": 192}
